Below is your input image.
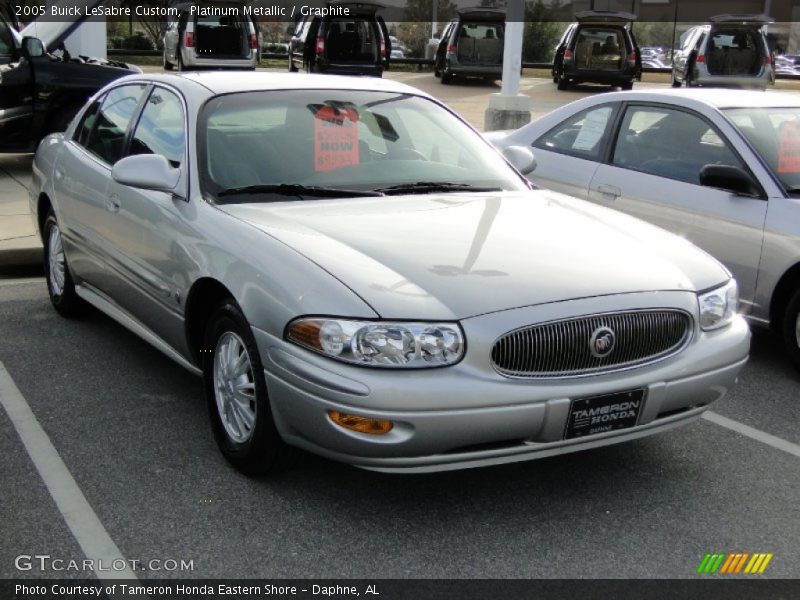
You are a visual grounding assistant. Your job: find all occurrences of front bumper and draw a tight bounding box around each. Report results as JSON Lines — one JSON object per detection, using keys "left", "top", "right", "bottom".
{"left": 253, "top": 292, "right": 750, "bottom": 473}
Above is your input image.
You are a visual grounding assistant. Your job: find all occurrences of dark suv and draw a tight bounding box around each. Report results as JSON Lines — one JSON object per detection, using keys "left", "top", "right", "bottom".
{"left": 288, "top": 1, "right": 390, "bottom": 76}
{"left": 434, "top": 8, "right": 505, "bottom": 85}
{"left": 0, "top": 12, "right": 139, "bottom": 152}
{"left": 552, "top": 10, "right": 641, "bottom": 90}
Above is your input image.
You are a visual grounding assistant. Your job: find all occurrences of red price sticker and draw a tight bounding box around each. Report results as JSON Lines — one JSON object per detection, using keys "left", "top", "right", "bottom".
{"left": 777, "top": 120, "right": 800, "bottom": 173}
{"left": 314, "top": 106, "right": 359, "bottom": 172}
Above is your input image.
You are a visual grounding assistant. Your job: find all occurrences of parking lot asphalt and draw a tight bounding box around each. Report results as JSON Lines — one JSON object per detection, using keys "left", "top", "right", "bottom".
{"left": 0, "top": 279, "right": 799, "bottom": 579}
{"left": 1, "top": 72, "right": 799, "bottom": 583}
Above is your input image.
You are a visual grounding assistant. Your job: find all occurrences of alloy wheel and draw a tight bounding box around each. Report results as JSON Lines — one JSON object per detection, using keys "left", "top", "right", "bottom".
{"left": 47, "top": 224, "right": 66, "bottom": 296}
{"left": 213, "top": 331, "right": 257, "bottom": 443}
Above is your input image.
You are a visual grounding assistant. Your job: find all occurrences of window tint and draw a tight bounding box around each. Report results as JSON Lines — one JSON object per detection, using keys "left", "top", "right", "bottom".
{"left": 84, "top": 85, "right": 146, "bottom": 164}
{"left": 612, "top": 105, "right": 743, "bottom": 184}
{"left": 129, "top": 88, "right": 185, "bottom": 167}
{"left": 534, "top": 105, "right": 615, "bottom": 160}
{"left": 73, "top": 99, "right": 102, "bottom": 147}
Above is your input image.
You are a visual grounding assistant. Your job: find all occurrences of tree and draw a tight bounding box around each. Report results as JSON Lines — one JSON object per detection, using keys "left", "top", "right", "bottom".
{"left": 522, "top": 0, "right": 564, "bottom": 63}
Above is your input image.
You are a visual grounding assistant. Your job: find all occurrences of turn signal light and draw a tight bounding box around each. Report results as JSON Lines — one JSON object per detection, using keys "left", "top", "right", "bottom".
{"left": 447, "top": 44, "right": 456, "bottom": 54}
{"left": 328, "top": 411, "right": 393, "bottom": 435}
{"left": 315, "top": 36, "right": 325, "bottom": 55}
{"left": 249, "top": 34, "right": 258, "bottom": 50}
{"left": 696, "top": 54, "right": 705, "bottom": 63}
{"left": 185, "top": 32, "right": 194, "bottom": 48}
{"left": 564, "top": 49, "right": 573, "bottom": 59}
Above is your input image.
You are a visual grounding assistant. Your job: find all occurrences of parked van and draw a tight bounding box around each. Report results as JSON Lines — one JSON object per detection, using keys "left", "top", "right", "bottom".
{"left": 163, "top": 1, "right": 258, "bottom": 70}
{"left": 288, "top": 1, "right": 390, "bottom": 76}
{"left": 671, "top": 14, "right": 774, "bottom": 89}
{"left": 552, "top": 11, "right": 641, "bottom": 90}
{"left": 434, "top": 8, "right": 505, "bottom": 85}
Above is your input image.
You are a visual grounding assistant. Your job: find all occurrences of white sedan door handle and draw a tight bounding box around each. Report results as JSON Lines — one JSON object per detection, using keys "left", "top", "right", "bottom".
{"left": 106, "top": 194, "right": 120, "bottom": 213}
{"left": 597, "top": 184, "right": 622, "bottom": 200}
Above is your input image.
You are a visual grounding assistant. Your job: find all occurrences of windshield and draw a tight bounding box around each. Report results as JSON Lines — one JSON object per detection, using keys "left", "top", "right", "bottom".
{"left": 724, "top": 107, "right": 800, "bottom": 194}
{"left": 199, "top": 89, "right": 528, "bottom": 202}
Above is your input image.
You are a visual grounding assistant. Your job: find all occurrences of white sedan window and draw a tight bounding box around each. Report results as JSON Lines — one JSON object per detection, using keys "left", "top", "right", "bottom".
{"left": 612, "top": 105, "right": 743, "bottom": 185}
{"left": 533, "top": 105, "right": 614, "bottom": 160}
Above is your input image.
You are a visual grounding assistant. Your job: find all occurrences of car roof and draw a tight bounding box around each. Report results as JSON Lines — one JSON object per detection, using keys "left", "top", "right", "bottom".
{"left": 115, "top": 71, "right": 430, "bottom": 98}
{"left": 608, "top": 89, "right": 800, "bottom": 110}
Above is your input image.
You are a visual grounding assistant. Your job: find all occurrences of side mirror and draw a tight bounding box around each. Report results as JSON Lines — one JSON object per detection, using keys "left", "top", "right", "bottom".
{"left": 112, "top": 154, "right": 181, "bottom": 195}
{"left": 502, "top": 145, "right": 537, "bottom": 175}
{"left": 21, "top": 37, "right": 45, "bottom": 58}
{"left": 699, "top": 164, "right": 761, "bottom": 197}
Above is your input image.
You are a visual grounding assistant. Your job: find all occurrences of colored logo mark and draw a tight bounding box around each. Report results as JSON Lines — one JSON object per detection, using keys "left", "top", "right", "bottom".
{"left": 697, "top": 552, "right": 773, "bottom": 574}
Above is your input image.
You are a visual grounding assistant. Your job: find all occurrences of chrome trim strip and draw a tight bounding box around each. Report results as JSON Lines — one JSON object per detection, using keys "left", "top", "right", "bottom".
{"left": 74, "top": 283, "right": 201, "bottom": 376}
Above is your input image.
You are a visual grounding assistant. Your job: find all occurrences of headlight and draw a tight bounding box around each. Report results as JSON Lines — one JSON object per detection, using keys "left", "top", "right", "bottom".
{"left": 286, "top": 318, "right": 464, "bottom": 368}
{"left": 698, "top": 279, "right": 739, "bottom": 331}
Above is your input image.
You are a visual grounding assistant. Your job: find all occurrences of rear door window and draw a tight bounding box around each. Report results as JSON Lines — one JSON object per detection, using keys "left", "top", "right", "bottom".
{"left": 534, "top": 105, "right": 616, "bottom": 160}
{"left": 83, "top": 84, "right": 147, "bottom": 165}
{"left": 0, "top": 19, "right": 14, "bottom": 57}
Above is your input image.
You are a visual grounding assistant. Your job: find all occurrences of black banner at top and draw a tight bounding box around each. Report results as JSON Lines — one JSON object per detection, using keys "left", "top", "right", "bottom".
{"left": 5, "top": 0, "right": 798, "bottom": 24}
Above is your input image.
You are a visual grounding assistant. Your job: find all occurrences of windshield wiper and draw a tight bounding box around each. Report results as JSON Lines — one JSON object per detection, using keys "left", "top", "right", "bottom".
{"left": 374, "top": 182, "right": 503, "bottom": 195}
{"left": 217, "top": 184, "right": 384, "bottom": 199}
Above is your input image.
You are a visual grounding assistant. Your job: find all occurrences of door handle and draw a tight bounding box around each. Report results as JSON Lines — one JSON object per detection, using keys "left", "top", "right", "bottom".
{"left": 596, "top": 184, "right": 621, "bottom": 199}
{"left": 106, "top": 194, "right": 120, "bottom": 213}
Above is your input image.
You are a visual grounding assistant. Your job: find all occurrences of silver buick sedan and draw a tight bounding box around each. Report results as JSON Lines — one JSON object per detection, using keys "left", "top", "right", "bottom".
{"left": 31, "top": 73, "right": 749, "bottom": 474}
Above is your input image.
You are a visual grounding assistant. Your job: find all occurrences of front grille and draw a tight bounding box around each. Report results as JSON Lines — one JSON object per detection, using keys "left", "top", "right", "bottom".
{"left": 492, "top": 310, "right": 692, "bottom": 378}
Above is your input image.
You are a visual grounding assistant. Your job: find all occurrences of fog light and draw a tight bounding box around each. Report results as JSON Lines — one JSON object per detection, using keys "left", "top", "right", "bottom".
{"left": 328, "top": 411, "right": 393, "bottom": 435}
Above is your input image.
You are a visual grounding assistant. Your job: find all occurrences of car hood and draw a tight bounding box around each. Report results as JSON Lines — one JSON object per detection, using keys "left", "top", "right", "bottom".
{"left": 219, "top": 191, "right": 729, "bottom": 320}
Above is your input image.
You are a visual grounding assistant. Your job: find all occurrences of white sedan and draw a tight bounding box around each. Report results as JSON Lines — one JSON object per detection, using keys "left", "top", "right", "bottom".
{"left": 489, "top": 88, "right": 800, "bottom": 371}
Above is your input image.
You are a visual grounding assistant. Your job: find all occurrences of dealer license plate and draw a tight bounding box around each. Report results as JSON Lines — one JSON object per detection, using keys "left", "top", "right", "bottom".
{"left": 564, "top": 389, "right": 645, "bottom": 440}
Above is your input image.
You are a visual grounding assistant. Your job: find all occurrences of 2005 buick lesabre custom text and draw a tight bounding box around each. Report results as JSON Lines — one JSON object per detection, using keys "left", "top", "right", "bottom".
{"left": 31, "top": 72, "right": 749, "bottom": 474}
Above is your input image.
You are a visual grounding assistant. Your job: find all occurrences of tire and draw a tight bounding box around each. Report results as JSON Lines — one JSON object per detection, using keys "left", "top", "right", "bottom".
{"left": 557, "top": 77, "right": 568, "bottom": 90}
{"left": 288, "top": 54, "right": 298, "bottom": 72}
{"left": 163, "top": 51, "right": 174, "bottom": 71}
{"left": 203, "top": 300, "right": 295, "bottom": 475}
{"left": 671, "top": 69, "right": 681, "bottom": 88}
{"left": 621, "top": 80, "right": 633, "bottom": 90}
{"left": 441, "top": 69, "right": 453, "bottom": 85}
{"left": 43, "top": 211, "right": 85, "bottom": 317}
{"left": 782, "top": 288, "right": 800, "bottom": 372}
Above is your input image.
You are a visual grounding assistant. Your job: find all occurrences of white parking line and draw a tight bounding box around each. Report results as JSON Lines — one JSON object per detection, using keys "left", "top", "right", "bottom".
{"left": 703, "top": 410, "right": 800, "bottom": 459}
{"left": 0, "top": 361, "right": 138, "bottom": 581}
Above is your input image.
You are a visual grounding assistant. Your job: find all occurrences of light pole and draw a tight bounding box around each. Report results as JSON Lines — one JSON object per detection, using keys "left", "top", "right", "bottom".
{"left": 484, "top": 0, "right": 532, "bottom": 131}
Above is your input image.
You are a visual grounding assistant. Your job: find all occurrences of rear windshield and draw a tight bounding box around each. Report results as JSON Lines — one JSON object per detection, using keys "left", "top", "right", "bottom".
{"left": 724, "top": 107, "right": 800, "bottom": 194}
{"left": 458, "top": 22, "right": 504, "bottom": 40}
{"left": 325, "top": 18, "right": 377, "bottom": 61}
{"left": 199, "top": 89, "right": 528, "bottom": 202}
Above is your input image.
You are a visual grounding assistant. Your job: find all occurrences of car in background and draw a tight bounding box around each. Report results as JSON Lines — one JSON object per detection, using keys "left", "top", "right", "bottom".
{"left": 774, "top": 53, "right": 800, "bottom": 76}
{"left": 0, "top": 13, "right": 140, "bottom": 152}
{"left": 488, "top": 89, "right": 800, "bottom": 369}
{"left": 31, "top": 72, "right": 748, "bottom": 474}
{"left": 552, "top": 10, "right": 641, "bottom": 90}
{"left": 671, "top": 14, "right": 774, "bottom": 89}
{"left": 434, "top": 8, "right": 505, "bottom": 85}
{"left": 288, "top": 1, "right": 390, "bottom": 76}
{"left": 163, "top": 1, "right": 258, "bottom": 71}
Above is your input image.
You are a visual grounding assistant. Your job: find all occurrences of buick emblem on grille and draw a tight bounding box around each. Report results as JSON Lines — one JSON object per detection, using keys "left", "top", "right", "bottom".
{"left": 590, "top": 326, "right": 616, "bottom": 358}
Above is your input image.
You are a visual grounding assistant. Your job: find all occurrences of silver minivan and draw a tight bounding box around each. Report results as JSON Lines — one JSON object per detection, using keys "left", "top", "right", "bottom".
{"left": 163, "top": 2, "right": 258, "bottom": 70}
{"left": 671, "top": 14, "right": 774, "bottom": 90}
